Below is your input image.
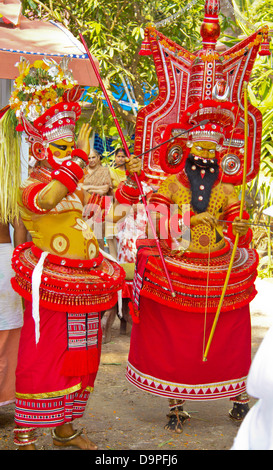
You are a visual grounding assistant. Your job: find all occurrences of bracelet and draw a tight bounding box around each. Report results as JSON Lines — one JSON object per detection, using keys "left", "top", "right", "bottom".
{"left": 22, "top": 183, "right": 49, "bottom": 214}
{"left": 52, "top": 159, "right": 84, "bottom": 193}
{"left": 149, "top": 193, "right": 172, "bottom": 211}
{"left": 115, "top": 181, "right": 141, "bottom": 205}
{"left": 226, "top": 211, "right": 252, "bottom": 247}
{"left": 237, "top": 228, "right": 253, "bottom": 247}
{"left": 71, "top": 148, "right": 89, "bottom": 164}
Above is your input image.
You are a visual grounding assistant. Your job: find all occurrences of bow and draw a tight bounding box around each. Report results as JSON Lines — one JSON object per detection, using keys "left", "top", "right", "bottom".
{"left": 203, "top": 81, "right": 249, "bottom": 361}
{"left": 79, "top": 33, "right": 176, "bottom": 297}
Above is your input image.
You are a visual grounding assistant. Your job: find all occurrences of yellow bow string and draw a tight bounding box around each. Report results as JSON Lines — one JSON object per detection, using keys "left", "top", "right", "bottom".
{"left": 203, "top": 81, "right": 249, "bottom": 361}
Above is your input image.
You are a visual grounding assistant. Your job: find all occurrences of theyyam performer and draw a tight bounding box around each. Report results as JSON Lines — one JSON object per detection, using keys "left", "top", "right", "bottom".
{"left": 125, "top": 0, "right": 271, "bottom": 432}
{"left": 5, "top": 57, "right": 141, "bottom": 449}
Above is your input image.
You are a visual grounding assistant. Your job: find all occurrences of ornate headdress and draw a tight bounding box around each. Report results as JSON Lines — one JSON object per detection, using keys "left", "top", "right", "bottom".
{"left": 9, "top": 57, "right": 84, "bottom": 160}
{"left": 134, "top": 0, "right": 270, "bottom": 186}
{"left": 0, "top": 56, "right": 84, "bottom": 223}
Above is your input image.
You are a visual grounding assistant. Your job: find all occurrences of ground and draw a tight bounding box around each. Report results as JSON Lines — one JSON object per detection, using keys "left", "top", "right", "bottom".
{"left": 0, "top": 279, "right": 272, "bottom": 452}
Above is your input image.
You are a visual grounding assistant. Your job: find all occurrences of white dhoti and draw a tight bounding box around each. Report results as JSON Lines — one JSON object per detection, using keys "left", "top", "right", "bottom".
{"left": 0, "top": 243, "right": 23, "bottom": 406}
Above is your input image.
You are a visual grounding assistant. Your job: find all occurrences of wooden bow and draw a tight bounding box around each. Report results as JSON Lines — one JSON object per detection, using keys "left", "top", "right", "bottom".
{"left": 79, "top": 33, "right": 176, "bottom": 297}
{"left": 203, "top": 81, "right": 249, "bottom": 361}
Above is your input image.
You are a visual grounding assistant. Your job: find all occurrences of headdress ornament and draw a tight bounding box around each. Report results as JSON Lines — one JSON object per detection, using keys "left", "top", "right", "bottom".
{"left": 0, "top": 56, "right": 84, "bottom": 222}
{"left": 9, "top": 57, "right": 84, "bottom": 160}
{"left": 134, "top": 0, "right": 270, "bottom": 186}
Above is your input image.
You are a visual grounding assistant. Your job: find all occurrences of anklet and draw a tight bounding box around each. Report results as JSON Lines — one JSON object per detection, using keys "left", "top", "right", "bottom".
{"left": 51, "top": 427, "right": 83, "bottom": 442}
{"left": 13, "top": 427, "right": 37, "bottom": 446}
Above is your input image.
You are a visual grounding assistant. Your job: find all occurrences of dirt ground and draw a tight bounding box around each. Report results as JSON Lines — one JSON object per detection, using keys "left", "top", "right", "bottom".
{"left": 0, "top": 279, "right": 272, "bottom": 453}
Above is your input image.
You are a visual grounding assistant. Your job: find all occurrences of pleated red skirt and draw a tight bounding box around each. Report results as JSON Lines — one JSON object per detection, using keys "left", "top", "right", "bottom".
{"left": 127, "top": 296, "right": 251, "bottom": 401}
{"left": 15, "top": 300, "right": 101, "bottom": 427}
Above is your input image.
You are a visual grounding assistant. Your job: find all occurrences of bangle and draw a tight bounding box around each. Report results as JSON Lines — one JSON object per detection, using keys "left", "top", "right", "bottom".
{"left": 238, "top": 228, "right": 252, "bottom": 247}
{"left": 71, "top": 148, "right": 89, "bottom": 164}
{"left": 52, "top": 159, "right": 84, "bottom": 193}
{"left": 149, "top": 193, "right": 172, "bottom": 210}
{"left": 115, "top": 181, "right": 141, "bottom": 205}
{"left": 22, "top": 183, "right": 49, "bottom": 214}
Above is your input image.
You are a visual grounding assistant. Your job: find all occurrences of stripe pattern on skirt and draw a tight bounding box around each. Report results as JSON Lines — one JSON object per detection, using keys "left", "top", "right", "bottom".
{"left": 14, "top": 389, "right": 90, "bottom": 427}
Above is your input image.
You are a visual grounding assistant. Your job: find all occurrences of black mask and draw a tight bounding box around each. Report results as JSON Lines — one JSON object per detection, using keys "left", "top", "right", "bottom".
{"left": 185, "top": 153, "right": 219, "bottom": 213}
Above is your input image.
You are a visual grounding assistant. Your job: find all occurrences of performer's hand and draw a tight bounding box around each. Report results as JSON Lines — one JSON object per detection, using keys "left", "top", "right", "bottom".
{"left": 125, "top": 155, "right": 142, "bottom": 176}
{"left": 77, "top": 123, "right": 92, "bottom": 155}
{"left": 232, "top": 216, "right": 249, "bottom": 236}
{"left": 190, "top": 212, "right": 217, "bottom": 228}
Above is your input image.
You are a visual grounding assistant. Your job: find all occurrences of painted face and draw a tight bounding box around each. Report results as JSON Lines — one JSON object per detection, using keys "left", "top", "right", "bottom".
{"left": 47, "top": 138, "right": 75, "bottom": 169}
{"left": 191, "top": 141, "right": 217, "bottom": 160}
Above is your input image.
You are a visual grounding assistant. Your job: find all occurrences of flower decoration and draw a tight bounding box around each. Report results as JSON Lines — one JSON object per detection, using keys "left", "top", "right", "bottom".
{"left": 9, "top": 56, "right": 77, "bottom": 127}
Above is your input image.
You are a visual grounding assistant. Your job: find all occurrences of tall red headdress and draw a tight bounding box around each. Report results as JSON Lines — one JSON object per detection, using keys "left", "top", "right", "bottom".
{"left": 135, "top": 0, "right": 270, "bottom": 186}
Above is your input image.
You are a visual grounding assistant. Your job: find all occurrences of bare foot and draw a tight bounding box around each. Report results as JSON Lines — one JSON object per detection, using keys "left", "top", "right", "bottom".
{"left": 52, "top": 424, "right": 98, "bottom": 450}
{"left": 17, "top": 443, "right": 36, "bottom": 450}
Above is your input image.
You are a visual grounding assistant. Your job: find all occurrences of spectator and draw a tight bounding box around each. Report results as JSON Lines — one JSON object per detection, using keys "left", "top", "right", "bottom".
{"left": 105, "top": 148, "right": 128, "bottom": 259}
{"left": 80, "top": 149, "right": 112, "bottom": 197}
{"left": 0, "top": 217, "right": 27, "bottom": 407}
{"left": 109, "top": 148, "right": 127, "bottom": 195}
{"left": 81, "top": 149, "right": 112, "bottom": 250}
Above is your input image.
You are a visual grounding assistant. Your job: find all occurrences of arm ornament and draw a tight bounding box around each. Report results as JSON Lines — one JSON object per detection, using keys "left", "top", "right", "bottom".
{"left": 22, "top": 183, "right": 49, "bottom": 214}
{"left": 125, "top": 169, "right": 145, "bottom": 182}
{"left": 115, "top": 170, "right": 146, "bottom": 205}
{"left": 51, "top": 149, "right": 88, "bottom": 193}
{"left": 70, "top": 148, "right": 89, "bottom": 164}
{"left": 148, "top": 192, "right": 172, "bottom": 210}
{"left": 148, "top": 194, "right": 193, "bottom": 240}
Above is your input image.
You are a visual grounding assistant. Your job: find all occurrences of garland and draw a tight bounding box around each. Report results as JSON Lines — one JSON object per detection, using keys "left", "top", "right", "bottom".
{"left": 145, "top": 24, "right": 268, "bottom": 64}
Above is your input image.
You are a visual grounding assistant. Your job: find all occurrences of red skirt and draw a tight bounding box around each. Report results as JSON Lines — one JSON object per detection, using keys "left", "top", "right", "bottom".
{"left": 126, "top": 297, "right": 251, "bottom": 401}
{"left": 15, "top": 301, "right": 102, "bottom": 427}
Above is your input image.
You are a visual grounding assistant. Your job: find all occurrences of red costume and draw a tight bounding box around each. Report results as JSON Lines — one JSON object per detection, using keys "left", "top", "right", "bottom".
{"left": 125, "top": 0, "right": 270, "bottom": 427}
{"left": 7, "top": 58, "right": 131, "bottom": 446}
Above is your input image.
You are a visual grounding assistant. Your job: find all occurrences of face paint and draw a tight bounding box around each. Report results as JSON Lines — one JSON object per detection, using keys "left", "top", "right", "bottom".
{"left": 47, "top": 138, "right": 75, "bottom": 169}
{"left": 191, "top": 141, "right": 217, "bottom": 160}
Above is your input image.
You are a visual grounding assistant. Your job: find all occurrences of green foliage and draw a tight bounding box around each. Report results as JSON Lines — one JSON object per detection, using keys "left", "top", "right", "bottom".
{"left": 21, "top": 0, "right": 208, "bottom": 149}
{"left": 18, "top": 0, "right": 273, "bottom": 273}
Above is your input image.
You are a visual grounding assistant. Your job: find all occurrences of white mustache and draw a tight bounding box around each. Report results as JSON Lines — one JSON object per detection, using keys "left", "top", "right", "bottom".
{"left": 52, "top": 155, "right": 71, "bottom": 165}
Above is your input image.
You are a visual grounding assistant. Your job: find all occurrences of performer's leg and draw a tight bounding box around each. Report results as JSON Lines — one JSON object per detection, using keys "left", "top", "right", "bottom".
{"left": 106, "top": 236, "right": 117, "bottom": 259}
{"left": 101, "top": 304, "right": 117, "bottom": 343}
{"left": 13, "top": 426, "right": 37, "bottom": 450}
{"left": 164, "top": 399, "right": 191, "bottom": 433}
{"left": 52, "top": 423, "right": 98, "bottom": 450}
{"left": 229, "top": 392, "right": 250, "bottom": 420}
{"left": 14, "top": 423, "right": 98, "bottom": 450}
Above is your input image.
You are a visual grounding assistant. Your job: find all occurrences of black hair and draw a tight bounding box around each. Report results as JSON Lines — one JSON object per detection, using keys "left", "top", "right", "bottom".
{"left": 114, "top": 147, "right": 126, "bottom": 156}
